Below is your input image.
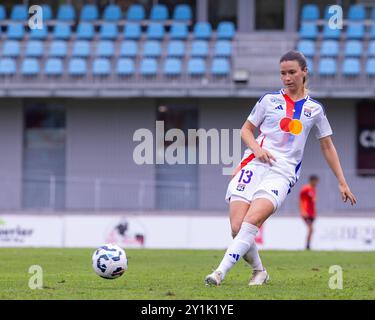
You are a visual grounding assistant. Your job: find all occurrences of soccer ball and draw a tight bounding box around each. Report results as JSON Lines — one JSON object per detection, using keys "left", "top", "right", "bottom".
{"left": 92, "top": 244, "right": 128, "bottom": 279}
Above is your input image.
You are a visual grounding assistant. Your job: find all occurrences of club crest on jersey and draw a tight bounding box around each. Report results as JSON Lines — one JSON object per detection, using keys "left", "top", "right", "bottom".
{"left": 303, "top": 108, "right": 312, "bottom": 118}
{"left": 236, "top": 184, "right": 245, "bottom": 191}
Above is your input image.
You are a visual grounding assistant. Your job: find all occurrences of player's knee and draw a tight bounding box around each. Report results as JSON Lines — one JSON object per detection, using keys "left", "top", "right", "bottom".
{"left": 231, "top": 225, "right": 241, "bottom": 238}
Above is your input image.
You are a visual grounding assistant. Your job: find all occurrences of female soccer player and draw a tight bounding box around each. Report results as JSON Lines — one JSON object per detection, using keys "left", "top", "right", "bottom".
{"left": 205, "top": 50, "right": 357, "bottom": 286}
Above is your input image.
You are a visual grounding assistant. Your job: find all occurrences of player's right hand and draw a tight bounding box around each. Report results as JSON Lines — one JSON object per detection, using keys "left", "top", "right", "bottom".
{"left": 254, "top": 148, "right": 276, "bottom": 166}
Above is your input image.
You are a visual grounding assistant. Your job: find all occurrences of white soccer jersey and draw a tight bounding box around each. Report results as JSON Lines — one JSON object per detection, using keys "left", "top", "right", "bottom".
{"left": 243, "top": 89, "right": 332, "bottom": 188}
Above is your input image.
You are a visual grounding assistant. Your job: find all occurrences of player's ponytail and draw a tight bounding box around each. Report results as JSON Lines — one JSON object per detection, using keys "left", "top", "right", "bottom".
{"left": 280, "top": 50, "right": 309, "bottom": 96}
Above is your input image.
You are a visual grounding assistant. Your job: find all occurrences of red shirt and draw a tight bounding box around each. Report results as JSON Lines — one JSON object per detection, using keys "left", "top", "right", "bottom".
{"left": 299, "top": 184, "right": 317, "bottom": 218}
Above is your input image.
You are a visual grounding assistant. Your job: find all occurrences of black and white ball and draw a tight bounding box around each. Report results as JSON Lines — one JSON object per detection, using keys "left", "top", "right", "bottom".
{"left": 92, "top": 244, "right": 128, "bottom": 279}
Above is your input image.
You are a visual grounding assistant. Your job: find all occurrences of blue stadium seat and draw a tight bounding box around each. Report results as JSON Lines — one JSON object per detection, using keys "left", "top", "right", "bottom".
{"left": 0, "top": 58, "right": 16, "bottom": 75}
{"left": 170, "top": 23, "right": 189, "bottom": 40}
{"left": 368, "top": 41, "right": 375, "bottom": 57}
{"left": 318, "top": 58, "right": 336, "bottom": 76}
{"left": 322, "top": 24, "right": 341, "bottom": 39}
{"left": 93, "top": 58, "right": 111, "bottom": 76}
{"left": 11, "top": 5, "right": 28, "bottom": 21}
{"left": 150, "top": 4, "right": 169, "bottom": 21}
{"left": 103, "top": 4, "right": 122, "bottom": 21}
{"left": 72, "top": 41, "right": 90, "bottom": 58}
{"left": 217, "top": 22, "right": 235, "bottom": 40}
{"left": 167, "top": 41, "right": 185, "bottom": 57}
{"left": 188, "top": 58, "right": 206, "bottom": 76}
{"left": 191, "top": 40, "right": 208, "bottom": 58}
{"left": 120, "top": 41, "right": 138, "bottom": 57}
{"left": 348, "top": 4, "right": 366, "bottom": 21}
{"left": 147, "top": 23, "right": 165, "bottom": 40}
{"left": 214, "top": 40, "right": 232, "bottom": 57}
{"left": 0, "top": 5, "right": 6, "bottom": 20}
{"left": 371, "top": 25, "right": 375, "bottom": 39}
{"left": 306, "top": 58, "right": 313, "bottom": 75}
{"left": 126, "top": 4, "right": 145, "bottom": 21}
{"left": 372, "top": 8, "right": 375, "bottom": 20}
{"left": 164, "top": 58, "right": 182, "bottom": 76}
{"left": 323, "top": 5, "right": 338, "bottom": 20}
{"left": 297, "top": 40, "right": 315, "bottom": 57}
{"left": 69, "top": 58, "right": 87, "bottom": 76}
{"left": 173, "top": 4, "right": 192, "bottom": 21}
{"left": 344, "top": 40, "right": 362, "bottom": 57}
{"left": 124, "top": 23, "right": 141, "bottom": 40}
{"left": 80, "top": 4, "right": 99, "bottom": 21}
{"left": 299, "top": 23, "right": 318, "bottom": 39}
{"left": 2, "top": 40, "right": 20, "bottom": 57}
{"left": 342, "top": 58, "right": 360, "bottom": 76}
{"left": 57, "top": 4, "right": 75, "bottom": 21}
{"left": 301, "top": 4, "right": 319, "bottom": 21}
{"left": 100, "top": 23, "right": 118, "bottom": 40}
{"left": 26, "top": 40, "right": 43, "bottom": 57}
{"left": 53, "top": 23, "right": 71, "bottom": 40}
{"left": 347, "top": 23, "right": 365, "bottom": 39}
{"left": 140, "top": 58, "right": 158, "bottom": 76}
{"left": 96, "top": 41, "right": 114, "bottom": 57}
{"left": 194, "top": 22, "right": 212, "bottom": 40}
{"left": 211, "top": 58, "right": 230, "bottom": 76}
{"left": 45, "top": 58, "right": 63, "bottom": 76}
{"left": 320, "top": 40, "right": 339, "bottom": 57}
{"left": 29, "top": 27, "right": 48, "bottom": 40}
{"left": 143, "top": 41, "right": 162, "bottom": 58}
{"left": 366, "top": 58, "right": 375, "bottom": 76}
{"left": 7, "top": 23, "right": 25, "bottom": 40}
{"left": 77, "top": 23, "right": 94, "bottom": 40}
{"left": 21, "top": 58, "right": 40, "bottom": 76}
{"left": 116, "top": 58, "right": 135, "bottom": 76}
{"left": 40, "top": 4, "right": 53, "bottom": 20}
{"left": 48, "top": 41, "right": 67, "bottom": 58}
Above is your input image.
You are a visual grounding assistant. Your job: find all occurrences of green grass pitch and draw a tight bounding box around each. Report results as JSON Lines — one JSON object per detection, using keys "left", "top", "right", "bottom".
{"left": 0, "top": 248, "right": 374, "bottom": 300}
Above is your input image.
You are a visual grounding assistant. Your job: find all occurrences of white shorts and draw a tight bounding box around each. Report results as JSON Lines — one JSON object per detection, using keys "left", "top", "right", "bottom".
{"left": 225, "top": 163, "right": 290, "bottom": 213}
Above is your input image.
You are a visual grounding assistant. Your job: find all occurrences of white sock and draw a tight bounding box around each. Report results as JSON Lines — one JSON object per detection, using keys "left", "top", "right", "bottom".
{"left": 243, "top": 243, "right": 264, "bottom": 271}
{"left": 217, "top": 222, "right": 258, "bottom": 279}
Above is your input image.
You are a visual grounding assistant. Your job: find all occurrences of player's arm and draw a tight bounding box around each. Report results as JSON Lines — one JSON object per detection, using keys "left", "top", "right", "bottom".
{"left": 319, "top": 136, "right": 357, "bottom": 205}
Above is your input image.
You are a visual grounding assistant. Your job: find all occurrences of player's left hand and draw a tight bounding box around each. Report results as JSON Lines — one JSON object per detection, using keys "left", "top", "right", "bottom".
{"left": 339, "top": 183, "right": 357, "bottom": 206}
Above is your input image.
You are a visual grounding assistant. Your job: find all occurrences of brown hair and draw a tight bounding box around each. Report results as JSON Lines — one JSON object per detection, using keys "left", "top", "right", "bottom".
{"left": 280, "top": 50, "right": 309, "bottom": 94}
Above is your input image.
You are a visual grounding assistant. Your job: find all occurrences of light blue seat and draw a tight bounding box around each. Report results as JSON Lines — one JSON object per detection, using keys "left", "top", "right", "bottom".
{"left": 188, "top": 58, "right": 206, "bottom": 75}
{"left": 77, "top": 23, "right": 94, "bottom": 40}
{"left": 48, "top": 41, "right": 67, "bottom": 57}
{"left": 344, "top": 40, "right": 362, "bottom": 57}
{"left": 164, "top": 58, "right": 182, "bottom": 76}
{"left": 371, "top": 25, "right": 375, "bottom": 39}
{"left": 116, "top": 58, "right": 135, "bottom": 76}
{"left": 306, "top": 58, "right": 313, "bottom": 75}
{"left": 140, "top": 58, "right": 158, "bottom": 76}
{"left": 147, "top": 23, "right": 165, "bottom": 40}
{"left": 346, "top": 23, "right": 365, "bottom": 39}
{"left": 173, "top": 4, "right": 192, "bottom": 21}
{"left": 167, "top": 41, "right": 185, "bottom": 57}
{"left": 40, "top": 4, "right": 53, "bottom": 20}
{"left": 45, "top": 58, "right": 63, "bottom": 76}
{"left": 80, "top": 4, "right": 98, "bottom": 21}
{"left": 191, "top": 40, "right": 208, "bottom": 57}
{"left": 26, "top": 40, "right": 43, "bottom": 57}
{"left": 69, "top": 58, "right": 87, "bottom": 76}
{"left": 301, "top": 4, "right": 319, "bottom": 21}
{"left": 322, "top": 24, "right": 341, "bottom": 39}
{"left": 366, "top": 58, "right": 375, "bottom": 76}
{"left": 103, "top": 4, "right": 122, "bottom": 21}
{"left": 53, "top": 23, "right": 71, "bottom": 40}
{"left": 100, "top": 23, "right": 118, "bottom": 40}
{"left": 92, "top": 58, "right": 111, "bottom": 76}
{"left": 72, "top": 41, "right": 90, "bottom": 58}
{"left": 21, "top": 58, "right": 40, "bottom": 76}
{"left": 170, "top": 23, "right": 188, "bottom": 40}
{"left": 320, "top": 40, "right": 339, "bottom": 57}
{"left": 0, "top": 5, "right": 6, "bottom": 20}
{"left": 29, "top": 27, "right": 48, "bottom": 40}
{"left": 299, "top": 23, "right": 318, "bottom": 39}
{"left": 368, "top": 41, "right": 375, "bottom": 56}
{"left": 126, "top": 4, "right": 145, "bottom": 21}
{"left": 143, "top": 41, "right": 161, "bottom": 58}
{"left": 150, "top": 4, "right": 169, "bottom": 21}
{"left": 2, "top": 40, "right": 20, "bottom": 57}
{"left": 96, "top": 41, "right": 114, "bottom": 57}
{"left": 0, "top": 58, "right": 16, "bottom": 75}
{"left": 297, "top": 40, "right": 315, "bottom": 57}
{"left": 348, "top": 4, "right": 366, "bottom": 21}
{"left": 11, "top": 5, "right": 28, "bottom": 21}
{"left": 57, "top": 4, "right": 75, "bottom": 21}
{"left": 124, "top": 23, "right": 141, "bottom": 40}
{"left": 217, "top": 22, "right": 235, "bottom": 40}
{"left": 214, "top": 40, "right": 232, "bottom": 57}
{"left": 211, "top": 58, "right": 230, "bottom": 76}
{"left": 7, "top": 23, "right": 25, "bottom": 40}
{"left": 342, "top": 58, "right": 360, "bottom": 76}
{"left": 119, "top": 40, "right": 138, "bottom": 57}
{"left": 318, "top": 58, "right": 336, "bottom": 76}
{"left": 194, "top": 22, "right": 212, "bottom": 39}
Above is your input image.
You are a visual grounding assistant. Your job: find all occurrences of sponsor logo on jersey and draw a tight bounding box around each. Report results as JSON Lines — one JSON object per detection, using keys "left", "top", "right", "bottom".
{"left": 236, "top": 184, "right": 246, "bottom": 191}
{"left": 275, "top": 105, "right": 284, "bottom": 110}
{"left": 304, "top": 108, "right": 312, "bottom": 117}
